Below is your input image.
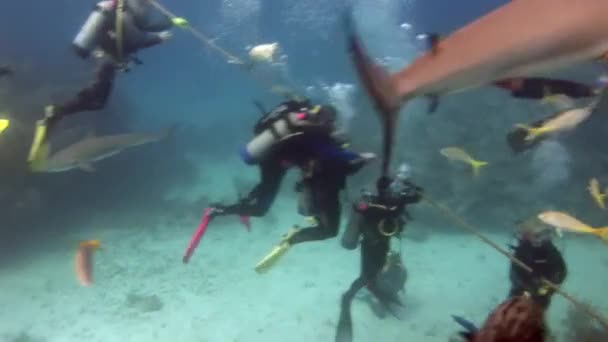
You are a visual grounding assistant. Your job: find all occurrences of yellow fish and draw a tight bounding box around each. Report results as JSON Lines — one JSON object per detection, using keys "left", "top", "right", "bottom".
{"left": 515, "top": 100, "right": 596, "bottom": 142}
{"left": 0, "top": 117, "right": 10, "bottom": 134}
{"left": 540, "top": 94, "right": 575, "bottom": 110}
{"left": 588, "top": 178, "right": 607, "bottom": 209}
{"left": 440, "top": 147, "right": 488, "bottom": 176}
{"left": 537, "top": 211, "right": 608, "bottom": 242}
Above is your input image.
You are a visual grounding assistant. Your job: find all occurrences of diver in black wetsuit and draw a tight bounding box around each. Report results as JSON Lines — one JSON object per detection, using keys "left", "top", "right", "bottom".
{"left": 209, "top": 99, "right": 375, "bottom": 272}
{"left": 508, "top": 218, "right": 567, "bottom": 310}
{"left": 27, "top": 62, "right": 118, "bottom": 164}
{"left": 72, "top": 0, "right": 182, "bottom": 68}
{"left": 336, "top": 170, "right": 422, "bottom": 342}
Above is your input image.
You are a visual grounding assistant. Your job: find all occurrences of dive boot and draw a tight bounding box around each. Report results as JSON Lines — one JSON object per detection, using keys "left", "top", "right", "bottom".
{"left": 254, "top": 227, "right": 300, "bottom": 274}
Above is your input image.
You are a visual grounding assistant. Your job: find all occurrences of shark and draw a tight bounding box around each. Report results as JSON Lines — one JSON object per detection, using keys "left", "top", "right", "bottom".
{"left": 31, "top": 127, "right": 174, "bottom": 173}
{"left": 345, "top": 0, "right": 608, "bottom": 174}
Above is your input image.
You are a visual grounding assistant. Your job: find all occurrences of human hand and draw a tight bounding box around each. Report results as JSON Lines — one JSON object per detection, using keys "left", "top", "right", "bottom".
{"left": 360, "top": 152, "right": 376, "bottom": 161}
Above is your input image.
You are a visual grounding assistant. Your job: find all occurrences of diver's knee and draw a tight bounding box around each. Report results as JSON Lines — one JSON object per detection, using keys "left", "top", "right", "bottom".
{"left": 341, "top": 237, "right": 358, "bottom": 250}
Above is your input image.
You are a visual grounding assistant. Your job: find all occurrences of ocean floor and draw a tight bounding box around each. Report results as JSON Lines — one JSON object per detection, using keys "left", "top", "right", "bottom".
{"left": 2, "top": 162, "right": 608, "bottom": 342}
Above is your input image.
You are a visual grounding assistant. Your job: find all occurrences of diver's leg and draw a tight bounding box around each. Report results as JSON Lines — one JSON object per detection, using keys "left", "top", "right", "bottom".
{"left": 288, "top": 185, "right": 341, "bottom": 244}
{"left": 336, "top": 277, "right": 366, "bottom": 342}
{"left": 215, "top": 161, "right": 286, "bottom": 217}
{"left": 49, "top": 62, "right": 117, "bottom": 127}
{"left": 363, "top": 238, "right": 402, "bottom": 314}
{"left": 28, "top": 62, "right": 118, "bottom": 165}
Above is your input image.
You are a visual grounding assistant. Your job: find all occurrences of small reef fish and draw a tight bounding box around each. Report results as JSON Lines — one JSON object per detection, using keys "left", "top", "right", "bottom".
{"left": 30, "top": 126, "right": 174, "bottom": 173}
{"left": 514, "top": 100, "right": 597, "bottom": 142}
{"left": 248, "top": 43, "right": 279, "bottom": 63}
{"left": 346, "top": 0, "right": 608, "bottom": 118}
{"left": 537, "top": 211, "right": 608, "bottom": 242}
{"left": 588, "top": 178, "right": 607, "bottom": 209}
{"left": 440, "top": 147, "right": 488, "bottom": 176}
{"left": 75, "top": 240, "right": 101, "bottom": 287}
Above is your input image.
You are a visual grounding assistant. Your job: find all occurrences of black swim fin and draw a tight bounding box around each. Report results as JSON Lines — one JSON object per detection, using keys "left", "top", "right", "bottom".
{"left": 367, "top": 283, "right": 403, "bottom": 319}
{"left": 335, "top": 294, "right": 353, "bottom": 342}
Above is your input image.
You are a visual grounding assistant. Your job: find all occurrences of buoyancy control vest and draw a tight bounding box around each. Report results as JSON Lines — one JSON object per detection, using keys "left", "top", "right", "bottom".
{"left": 240, "top": 100, "right": 338, "bottom": 165}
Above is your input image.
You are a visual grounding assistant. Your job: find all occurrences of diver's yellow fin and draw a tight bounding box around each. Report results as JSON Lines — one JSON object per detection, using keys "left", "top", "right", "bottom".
{"left": 0, "top": 118, "right": 10, "bottom": 134}
{"left": 254, "top": 242, "right": 290, "bottom": 274}
{"left": 28, "top": 120, "right": 48, "bottom": 164}
{"left": 254, "top": 227, "right": 300, "bottom": 274}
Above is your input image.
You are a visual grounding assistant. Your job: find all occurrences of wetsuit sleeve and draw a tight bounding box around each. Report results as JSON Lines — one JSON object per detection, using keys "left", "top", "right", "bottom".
{"left": 401, "top": 181, "right": 423, "bottom": 204}
{"left": 127, "top": 0, "right": 173, "bottom": 32}
{"left": 341, "top": 203, "right": 363, "bottom": 250}
{"left": 137, "top": 33, "right": 164, "bottom": 48}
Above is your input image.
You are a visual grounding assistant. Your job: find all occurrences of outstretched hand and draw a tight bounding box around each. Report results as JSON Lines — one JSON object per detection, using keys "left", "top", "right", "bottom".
{"left": 360, "top": 152, "right": 377, "bottom": 162}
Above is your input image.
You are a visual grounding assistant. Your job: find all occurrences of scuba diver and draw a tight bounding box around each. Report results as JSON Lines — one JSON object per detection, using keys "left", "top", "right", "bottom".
{"left": 202, "top": 98, "right": 376, "bottom": 271}
{"left": 72, "top": 0, "right": 187, "bottom": 69}
{"left": 336, "top": 167, "right": 423, "bottom": 342}
{"left": 27, "top": 62, "right": 117, "bottom": 164}
{"left": 507, "top": 217, "right": 567, "bottom": 310}
{"left": 28, "top": 0, "right": 188, "bottom": 164}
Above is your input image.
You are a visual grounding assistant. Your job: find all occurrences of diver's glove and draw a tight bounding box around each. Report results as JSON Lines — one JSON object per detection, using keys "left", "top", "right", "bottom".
{"left": 401, "top": 180, "right": 423, "bottom": 203}
{"left": 171, "top": 17, "right": 189, "bottom": 28}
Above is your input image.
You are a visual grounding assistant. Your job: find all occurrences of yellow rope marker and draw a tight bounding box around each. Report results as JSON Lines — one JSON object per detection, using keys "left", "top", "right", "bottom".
{"left": 421, "top": 193, "right": 608, "bottom": 331}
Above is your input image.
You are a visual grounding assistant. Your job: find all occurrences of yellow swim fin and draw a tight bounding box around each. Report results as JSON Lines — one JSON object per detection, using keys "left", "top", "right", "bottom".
{"left": 0, "top": 117, "right": 10, "bottom": 134}
{"left": 254, "top": 227, "right": 300, "bottom": 274}
{"left": 27, "top": 119, "right": 48, "bottom": 164}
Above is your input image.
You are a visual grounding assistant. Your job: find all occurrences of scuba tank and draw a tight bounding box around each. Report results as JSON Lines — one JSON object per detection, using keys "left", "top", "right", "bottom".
{"left": 239, "top": 101, "right": 334, "bottom": 165}
{"left": 72, "top": 1, "right": 114, "bottom": 59}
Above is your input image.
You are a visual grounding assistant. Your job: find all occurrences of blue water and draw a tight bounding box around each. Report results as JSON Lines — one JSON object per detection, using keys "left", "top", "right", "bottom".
{"left": 0, "top": 0, "right": 607, "bottom": 341}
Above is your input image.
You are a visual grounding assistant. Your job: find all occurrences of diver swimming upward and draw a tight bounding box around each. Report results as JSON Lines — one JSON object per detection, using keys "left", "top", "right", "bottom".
{"left": 72, "top": 0, "right": 185, "bottom": 68}
{"left": 336, "top": 166, "right": 422, "bottom": 342}
{"left": 27, "top": 0, "right": 188, "bottom": 165}
{"left": 199, "top": 98, "right": 375, "bottom": 271}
